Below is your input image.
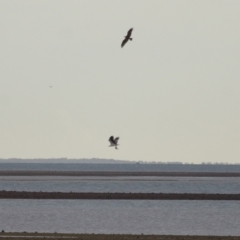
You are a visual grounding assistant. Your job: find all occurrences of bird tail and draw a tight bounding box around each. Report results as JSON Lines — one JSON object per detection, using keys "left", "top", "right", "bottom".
{"left": 129, "top": 38, "right": 133, "bottom": 41}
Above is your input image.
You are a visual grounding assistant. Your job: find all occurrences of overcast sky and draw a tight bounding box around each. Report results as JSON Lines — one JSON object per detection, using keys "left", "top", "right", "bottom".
{"left": 0, "top": 1, "right": 240, "bottom": 163}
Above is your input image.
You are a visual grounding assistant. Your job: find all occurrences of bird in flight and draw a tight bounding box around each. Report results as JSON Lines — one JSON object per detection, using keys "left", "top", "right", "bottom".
{"left": 109, "top": 136, "right": 120, "bottom": 149}
{"left": 121, "top": 28, "right": 133, "bottom": 48}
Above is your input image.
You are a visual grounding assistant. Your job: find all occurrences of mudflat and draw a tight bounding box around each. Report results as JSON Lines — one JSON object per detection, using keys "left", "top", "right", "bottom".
{"left": 0, "top": 171, "right": 240, "bottom": 177}
{"left": 0, "top": 191, "right": 240, "bottom": 200}
{"left": 0, "top": 233, "right": 239, "bottom": 240}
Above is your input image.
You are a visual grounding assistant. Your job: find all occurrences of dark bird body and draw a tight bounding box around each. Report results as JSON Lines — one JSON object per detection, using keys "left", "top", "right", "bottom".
{"left": 109, "top": 136, "right": 120, "bottom": 149}
{"left": 121, "top": 28, "right": 133, "bottom": 48}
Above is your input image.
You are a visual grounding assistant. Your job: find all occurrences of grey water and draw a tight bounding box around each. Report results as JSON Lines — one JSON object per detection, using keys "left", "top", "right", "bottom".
{"left": 1, "top": 176, "right": 240, "bottom": 194}
{"left": 1, "top": 163, "right": 240, "bottom": 235}
{"left": 0, "top": 200, "right": 240, "bottom": 235}
{"left": 1, "top": 163, "right": 240, "bottom": 172}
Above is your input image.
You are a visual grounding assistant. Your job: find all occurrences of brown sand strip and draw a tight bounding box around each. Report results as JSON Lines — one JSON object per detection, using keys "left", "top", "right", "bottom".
{"left": 0, "top": 191, "right": 240, "bottom": 200}
{"left": 0, "top": 233, "right": 239, "bottom": 240}
{"left": 0, "top": 171, "right": 240, "bottom": 177}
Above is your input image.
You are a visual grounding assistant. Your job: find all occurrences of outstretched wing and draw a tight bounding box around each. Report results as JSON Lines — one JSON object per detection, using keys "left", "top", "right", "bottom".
{"left": 114, "top": 137, "right": 119, "bottom": 144}
{"left": 109, "top": 136, "right": 116, "bottom": 144}
{"left": 121, "top": 38, "right": 128, "bottom": 48}
{"left": 126, "top": 28, "right": 133, "bottom": 37}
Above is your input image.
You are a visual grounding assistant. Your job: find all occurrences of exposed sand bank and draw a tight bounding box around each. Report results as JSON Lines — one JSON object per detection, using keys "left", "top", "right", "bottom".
{"left": 0, "top": 191, "right": 240, "bottom": 200}
{"left": 0, "top": 171, "right": 240, "bottom": 177}
{"left": 0, "top": 233, "right": 239, "bottom": 240}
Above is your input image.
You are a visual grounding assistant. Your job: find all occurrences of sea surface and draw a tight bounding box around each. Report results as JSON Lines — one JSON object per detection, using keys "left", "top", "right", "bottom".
{"left": 0, "top": 200, "right": 240, "bottom": 235}
{"left": 0, "top": 163, "right": 240, "bottom": 235}
{"left": 1, "top": 176, "right": 240, "bottom": 194}
{"left": 1, "top": 162, "right": 240, "bottom": 172}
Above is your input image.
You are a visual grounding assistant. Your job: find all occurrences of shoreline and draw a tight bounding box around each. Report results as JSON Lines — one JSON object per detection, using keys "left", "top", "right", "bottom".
{"left": 0, "top": 171, "right": 240, "bottom": 177}
{"left": 0, "top": 191, "right": 240, "bottom": 200}
{"left": 0, "top": 233, "right": 239, "bottom": 240}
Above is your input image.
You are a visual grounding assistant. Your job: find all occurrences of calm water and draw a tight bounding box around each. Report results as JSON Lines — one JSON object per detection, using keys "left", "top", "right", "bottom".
{"left": 1, "top": 163, "right": 240, "bottom": 172}
{"left": 1, "top": 176, "right": 240, "bottom": 193}
{"left": 1, "top": 163, "right": 240, "bottom": 235}
{"left": 0, "top": 200, "right": 240, "bottom": 235}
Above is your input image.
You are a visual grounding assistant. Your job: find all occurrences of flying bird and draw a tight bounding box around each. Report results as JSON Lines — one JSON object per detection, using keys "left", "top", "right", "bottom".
{"left": 109, "top": 136, "right": 120, "bottom": 149}
{"left": 121, "top": 28, "right": 133, "bottom": 48}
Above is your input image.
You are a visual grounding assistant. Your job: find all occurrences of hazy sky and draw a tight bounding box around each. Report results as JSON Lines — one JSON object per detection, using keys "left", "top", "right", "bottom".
{"left": 1, "top": 1, "right": 240, "bottom": 163}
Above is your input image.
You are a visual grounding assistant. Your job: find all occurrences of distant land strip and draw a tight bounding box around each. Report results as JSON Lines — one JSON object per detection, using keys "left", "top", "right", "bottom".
{"left": 0, "top": 171, "right": 240, "bottom": 177}
{"left": 0, "top": 191, "right": 240, "bottom": 200}
{"left": 0, "top": 233, "right": 240, "bottom": 240}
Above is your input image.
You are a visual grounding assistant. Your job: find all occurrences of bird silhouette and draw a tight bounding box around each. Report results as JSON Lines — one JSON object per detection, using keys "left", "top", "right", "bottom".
{"left": 121, "top": 28, "right": 133, "bottom": 48}
{"left": 108, "top": 136, "right": 120, "bottom": 149}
